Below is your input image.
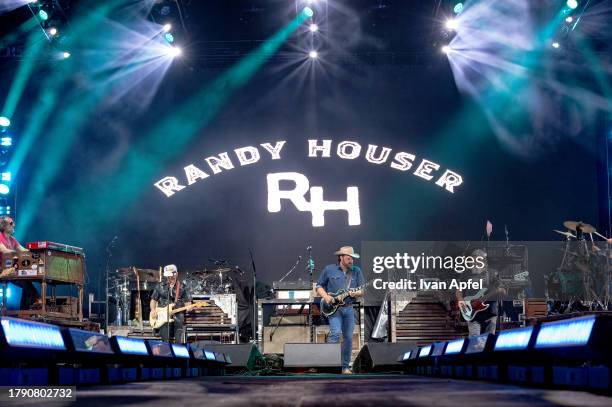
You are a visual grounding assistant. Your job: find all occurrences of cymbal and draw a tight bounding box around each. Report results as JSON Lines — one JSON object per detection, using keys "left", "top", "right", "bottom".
{"left": 553, "top": 229, "right": 576, "bottom": 239}
{"left": 563, "top": 221, "right": 596, "bottom": 234}
{"left": 211, "top": 267, "right": 233, "bottom": 273}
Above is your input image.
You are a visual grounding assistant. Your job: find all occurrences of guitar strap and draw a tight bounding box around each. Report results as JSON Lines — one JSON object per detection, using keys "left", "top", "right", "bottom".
{"left": 345, "top": 270, "right": 352, "bottom": 291}
{"left": 175, "top": 280, "right": 181, "bottom": 303}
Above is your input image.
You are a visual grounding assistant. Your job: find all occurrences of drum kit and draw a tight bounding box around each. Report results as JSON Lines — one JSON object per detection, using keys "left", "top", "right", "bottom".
{"left": 550, "top": 220, "right": 611, "bottom": 305}
{"left": 183, "top": 266, "right": 236, "bottom": 296}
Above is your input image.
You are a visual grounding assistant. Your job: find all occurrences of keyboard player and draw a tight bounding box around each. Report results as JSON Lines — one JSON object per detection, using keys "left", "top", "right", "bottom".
{"left": 0, "top": 216, "right": 41, "bottom": 310}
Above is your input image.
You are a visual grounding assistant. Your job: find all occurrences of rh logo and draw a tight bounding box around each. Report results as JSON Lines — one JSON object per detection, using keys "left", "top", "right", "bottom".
{"left": 267, "top": 172, "right": 361, "bottom": 227}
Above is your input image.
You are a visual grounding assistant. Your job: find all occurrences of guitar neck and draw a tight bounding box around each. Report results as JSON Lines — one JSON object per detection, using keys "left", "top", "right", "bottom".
{"left": 170, "top": 301, "right": 206, "bottom": 315}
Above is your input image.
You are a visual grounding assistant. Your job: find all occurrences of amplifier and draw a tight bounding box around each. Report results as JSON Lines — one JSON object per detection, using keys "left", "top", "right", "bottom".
{"left": 262, "top": 326, "right": 310, "bottom": 354}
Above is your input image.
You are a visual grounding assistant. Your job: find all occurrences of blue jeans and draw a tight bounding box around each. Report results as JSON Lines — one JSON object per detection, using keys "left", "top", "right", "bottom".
{"left": 327, "top": 306, "right": 355, "bottom": 369}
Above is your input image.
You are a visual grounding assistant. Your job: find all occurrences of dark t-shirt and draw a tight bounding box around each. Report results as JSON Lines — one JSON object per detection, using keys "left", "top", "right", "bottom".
{"left": 151, "top": 281, "right": 191, "bottom": 308}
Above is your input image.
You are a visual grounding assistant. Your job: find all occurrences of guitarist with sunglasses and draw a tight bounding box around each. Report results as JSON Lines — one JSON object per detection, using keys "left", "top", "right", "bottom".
{"left": 316, "top": 246, "right": 364, "bottom": 374}
{"left": 150, "top": 264, "right": 192, "bottom": 343}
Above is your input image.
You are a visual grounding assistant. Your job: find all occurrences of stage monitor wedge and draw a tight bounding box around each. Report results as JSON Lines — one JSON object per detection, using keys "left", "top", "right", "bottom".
{"left": 353, "top": 342, "right": 416, "bottom": 373}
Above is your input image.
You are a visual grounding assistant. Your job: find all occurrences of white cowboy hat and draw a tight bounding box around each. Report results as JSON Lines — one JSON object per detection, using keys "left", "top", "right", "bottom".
{"left": 334, "top": 246, "right": 360, "bottom": 259}
{"left": 163, "top": 264, "right": 178, "bottom": 277}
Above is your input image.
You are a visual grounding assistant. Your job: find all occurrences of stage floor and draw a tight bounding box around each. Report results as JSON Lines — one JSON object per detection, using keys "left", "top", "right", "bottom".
{"left": 51, "top": 374, "right": 612, "bottom": 406}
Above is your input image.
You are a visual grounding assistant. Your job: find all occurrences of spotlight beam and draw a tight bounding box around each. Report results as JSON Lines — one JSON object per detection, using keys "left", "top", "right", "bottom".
{"left": 48, "top": 8, "right": 315, "bottom": 236}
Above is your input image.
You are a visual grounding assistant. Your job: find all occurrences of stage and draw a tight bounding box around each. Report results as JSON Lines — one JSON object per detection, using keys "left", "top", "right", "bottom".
{"left": 57, "top": 375, "right": 612, "bottom": 407}
{"left": 1, "top": 1, "right": 611, "bottom": 405}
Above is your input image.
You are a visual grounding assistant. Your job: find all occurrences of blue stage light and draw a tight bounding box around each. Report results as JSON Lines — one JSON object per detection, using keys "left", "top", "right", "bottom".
{"left": 535, "top": 315, "right": 596, "bottom": 349}
{"left": 445, "top": 338, "right": 466, "bottom": 355}
{"left": 1, "top": 317, "right": 66, "bottom": 350}
{"left": 1, "top": 137, "right": 12, "bottom": 146}
{"left": 172, "top": 344, "right": 190, "bottom": 359}
{"left": 147, "top": 340, "right": 173, "bottom": 357}
{"left": 204, "top": 350, "right": 216, "bottom": 360}
{"left": 67, "top": 328, "right": 113, "bottom": 354}
{"left": 402, "top": 350, "right": 412, "bottom": 360}
{"left": 0, "top": 117, "right": 10, "bottom": 127}
{"left": 0, "top": 185, "right": 10, "bottom": 195}
{"left": 494, "top": 327, "right": 534, "bottom": 351}
{"left": 418, "top": 345, "right": 432, "bottom": 358}
{"left": 0, "top": 286, "right": 10, "bottom": 298}
{"left": 115, "top": 336, "right": 148, "bottom": 355}
{"left": 432, "top": 342, "right": 447, "bottom": 356}
{"left": 1, "top": 172, "right": 11, "bottom": 182}
{"left": 453, "top": 3, "right": 464, "bottom": 14}
{"left": 466, "top": 333, "right": 492, "bottom": 354}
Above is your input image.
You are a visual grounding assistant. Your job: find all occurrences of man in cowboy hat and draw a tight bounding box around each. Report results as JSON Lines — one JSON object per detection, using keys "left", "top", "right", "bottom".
{"left": 150, "top": 264, "right": 192, "bottom": 343}
{"left": 316, "top": 246, "right": 364, "bottom": 374}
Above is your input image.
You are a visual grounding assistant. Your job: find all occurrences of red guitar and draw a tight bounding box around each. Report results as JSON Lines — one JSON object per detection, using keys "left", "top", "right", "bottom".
{"left": 458, "top": 288, "right": 502, "bottom": 322}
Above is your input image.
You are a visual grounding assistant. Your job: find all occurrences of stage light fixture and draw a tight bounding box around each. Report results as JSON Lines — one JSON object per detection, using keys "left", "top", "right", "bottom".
{"left": 38, "top": 9, "right": 49, "bottom": 21}
{"left": 445, "top": 338, "right": 467, "bottom": 355}
{"left": 65, "top": 328, "right": 114, "bottom": 354}
{"left": 445, "top": 19, "right": 459, "bottom": 30}
{"left": 309, "top": 23, "right": 319, "bottom": 32}
{"left": 402, "top": 350, "right": 412, "bottom": 361}
{"left": 308, "top": 50, "right": 318, "bottom": 59}
{"left": 172, "top": 344, "right": 190, "bottom": 359}
{"left": 48, "top": 27, "right": 57, "bottom": 36}
{"left": 0, "top": 286, "right": 11, "bottom": 298}
{"left": 567, "top": 0, "right": 578, "bottom": 9}
{"left": 0, "top": 185, "right": 9, "bottom": 195}
{"left": 441, "top": 45, "right": 451, "bottom": 54}
{"left": 1, "top": 172, "right": 11, "bottom": 182}
{"left": 494, "top": 326, "right": 534, "bottom": 351}
{"left": 453, "top": 3, "right": 464, "bottom": 14}
{"left": 0, "top": 117, "right": 10, "bottom": 127}
{"left": 565, "top": 16, "right": 573, "bottom": 23}
{"left": 0, "top": 317, "right": 66, "bottom": 350}
{"left": 204, "top": 350, "right": 216, "bottom": 360}
{"left": 535, "top": 315, "right": 595, "bottom": 348}
{"left": 164, "top": 32, "right": 175, "bottom": 44}
{"left": 163, "top": 23, "right": 172, "bottom": 32}
{"left": 62, "top": 51, "right": 71, "bottom": 59}
{"left": 114, "top": 336, "right": 148, "bottom": 355}
{"left": 1, "top": 137, "right": 12, "bottom": 146}
{"left": 418, "top": 345, "right": 432, "bottom": 358}
{"left": 303, "top": 7, "right": 314, "bottom": 18}
{"left": 168, "top": 47, "right": 182, "bottom": 57}
{"left": 552, "top": 42, "right": 560, "bottom": 49}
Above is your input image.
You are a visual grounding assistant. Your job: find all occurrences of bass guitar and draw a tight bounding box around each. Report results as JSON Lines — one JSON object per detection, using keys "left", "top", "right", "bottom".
{"left": 459, "top": 287, "right": 504, "bottom": 322}
{"left": 320, "top": 284, "right": 366, "bottom": 318}
{"left": 149, "top": 300, "right": 208, "bottom": 329}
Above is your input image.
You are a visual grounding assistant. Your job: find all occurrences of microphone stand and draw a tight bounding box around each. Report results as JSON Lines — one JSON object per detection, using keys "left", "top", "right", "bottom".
{"left": 249, "top": 249, "right": 258, "bottom": 344}
{"left": 278, "top": 256, "right": 302, "bottom": 283}
{"left": 307, "top": 246, "right": 314, "bottom": 343}
{"left": 167, "top": 277, "right": 172, "bottom": 342}
{"left": 104, "top": 236, "right": 116, "bottom": 334}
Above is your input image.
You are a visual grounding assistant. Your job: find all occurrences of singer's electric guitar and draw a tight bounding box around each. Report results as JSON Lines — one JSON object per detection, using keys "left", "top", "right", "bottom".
{"left": 149, "top": 301, "right": 208, "bottom": 329}
{"left": 320, "top": 284, "right": 367, "bottom": 317}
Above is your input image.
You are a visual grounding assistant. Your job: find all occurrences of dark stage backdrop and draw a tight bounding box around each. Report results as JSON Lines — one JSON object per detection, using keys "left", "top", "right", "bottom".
{"left": 14, "top": 61, "right": 602, "bottom": 296}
